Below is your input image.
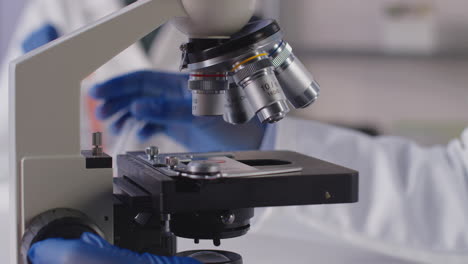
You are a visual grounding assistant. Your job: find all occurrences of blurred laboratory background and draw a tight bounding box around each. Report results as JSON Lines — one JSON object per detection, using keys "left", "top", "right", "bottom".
{"left": 0, "top": 1, "right": 467, "bottom": 263}
{"left": 0, "top": 1, "right": 25, "bottom": 60}
{"left": 1, "top": 0, "right": 468, "bottom": 146}
{"left": 275, "top": 0, "right": 468, "bottom": 145}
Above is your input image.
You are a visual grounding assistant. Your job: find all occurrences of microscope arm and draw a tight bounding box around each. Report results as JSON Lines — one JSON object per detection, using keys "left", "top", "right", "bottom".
{"left": 9, "top": 0, "right": 186, "bottom": 164}
{"left": 9, "top": 1, "right": 186, "bottom": 263}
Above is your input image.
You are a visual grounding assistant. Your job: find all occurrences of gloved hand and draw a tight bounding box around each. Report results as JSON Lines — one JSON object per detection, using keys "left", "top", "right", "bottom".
{"left": 90, "top": 70, "right": 266, "bottom": 152}
{"left": 22, "top": 24, "right": 60, "bottom": 53}
{"left": 28, "top": 232, "right": 201, "bottom": 264}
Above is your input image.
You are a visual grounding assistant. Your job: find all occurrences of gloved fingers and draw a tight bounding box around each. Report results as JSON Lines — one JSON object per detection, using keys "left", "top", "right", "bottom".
{"left": 80, "top": 232, "right": 112, "bottom": 248}
{"left": 28, "top": 238, "right": 201, "bottom": 264}
{"left": 96, "top": 96, "right": 136, "bottom": 120}
{"left": 140, "top": 71, "right": 190, "bottom": 98}
{"left": 130, "top": 97, "right": 193, "bottom": 124}
{"left": 89, "top": 71, "right": 190, "bottom": 100}
{"left": 22, "top": 24, "right": 60, "bottom": 53}
{"left": 79, "top": 234, "right": 202, "bottom": 264}
{"left": 80, "top": 233, "right": 144, "bottom": 260}
{"left": 28, "top": 238, "right": 130, "bottom": 264}
{"left": 110, "top": 111, "right": 133, "bottom": 135}
{"left": 137, "top": 123, "right": 166, "bottom": 142}
{"left": 89, "top": 71, "right": 159, "bottom": 100}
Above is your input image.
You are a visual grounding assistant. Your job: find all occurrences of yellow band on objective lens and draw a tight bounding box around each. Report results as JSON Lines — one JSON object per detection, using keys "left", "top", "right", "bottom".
{"left": 231, "top": 53, "right": 269, "bottom": 72}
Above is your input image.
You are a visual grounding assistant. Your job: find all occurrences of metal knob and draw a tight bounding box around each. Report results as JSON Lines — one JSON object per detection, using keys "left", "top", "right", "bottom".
{"left": 92, "top": 132, "right": 103, "bottom": 156}
{"left": 186, "top": 161, "right": 221, "bottom": 175}
{"left": 134, "top": 213, "right": 152, "bottom": 226}
{"left": 220, "top": 213, "right": 236, "bottom": 225}
{"left": 145, "top": 146, "right": 159, "bottom": 161}
{"left": 165, "top": 156, "right": 180, "bottom": 168}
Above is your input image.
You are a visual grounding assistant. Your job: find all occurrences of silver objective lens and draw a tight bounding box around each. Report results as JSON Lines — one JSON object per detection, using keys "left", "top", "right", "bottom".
{"left": 223, "top": 82, "right": 255, "bottom": 125}
{"left": 189, "top": 73, "right": 228, "bottom": 116}
{"left": 271, "top": 42, "right": 320, "bottom": 109}
{"left": 232, "top": 55, "right": 290, "bottom": 124}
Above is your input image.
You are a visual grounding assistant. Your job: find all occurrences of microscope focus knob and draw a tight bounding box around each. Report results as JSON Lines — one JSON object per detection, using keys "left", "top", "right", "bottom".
{"left": 20, "top": 208, "right": 105, "bottom": 264}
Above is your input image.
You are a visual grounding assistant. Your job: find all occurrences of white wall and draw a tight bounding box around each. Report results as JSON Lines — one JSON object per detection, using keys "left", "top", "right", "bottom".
{"left": 295, "top": 56, "right": 468, "bottom": 144}
{"left": 280, "top": 0, "right": 468, "bottom": 53}
{"left": 278, "top": 0, "right": 468, "bottom": 145}
{"left": 0, "top": 0, "right": 26, "bottom": 61}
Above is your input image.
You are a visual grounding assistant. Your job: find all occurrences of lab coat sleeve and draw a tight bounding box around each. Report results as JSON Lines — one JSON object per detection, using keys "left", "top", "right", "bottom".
{"left": 264, "top": 117, "right": 468, "bottom": 261}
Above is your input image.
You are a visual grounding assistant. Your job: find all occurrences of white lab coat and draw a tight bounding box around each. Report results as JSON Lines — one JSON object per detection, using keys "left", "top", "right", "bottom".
{"left": 1, "top": 1, "right": 468, "bottom": 264}
{"left": 254, "top": 119, "right": 468, "bottom": 263}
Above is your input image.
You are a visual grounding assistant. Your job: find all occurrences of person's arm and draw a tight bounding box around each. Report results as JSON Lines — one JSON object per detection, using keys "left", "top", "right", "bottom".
{"left": 259, "top": 117, "right": 468, "bottom": 262}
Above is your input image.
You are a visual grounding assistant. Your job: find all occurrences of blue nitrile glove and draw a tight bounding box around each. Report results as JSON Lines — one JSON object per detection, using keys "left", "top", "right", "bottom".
{"left": 22, "top": 24, "right": 60, "bottom": 53}
{"left": 90, "top": 70, "right": 266, "bottom": 152}
{"left": 28, "top": 232, "right": 201, "bottom": 264}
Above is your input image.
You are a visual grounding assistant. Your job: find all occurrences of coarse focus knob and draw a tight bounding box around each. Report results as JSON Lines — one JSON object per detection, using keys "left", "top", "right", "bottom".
{"left": 20, "top": 209, "right": 105, "bottom": 264}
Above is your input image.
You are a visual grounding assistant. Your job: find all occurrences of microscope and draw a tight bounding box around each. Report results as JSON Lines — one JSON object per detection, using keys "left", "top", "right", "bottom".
{"left": 9, "top": 1, "right": 359, "bottom": 263}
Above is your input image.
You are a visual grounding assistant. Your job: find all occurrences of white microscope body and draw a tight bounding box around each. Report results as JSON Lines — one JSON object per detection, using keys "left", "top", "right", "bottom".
{"left": 9, "top": 1, "right": 256, "bottom": 263}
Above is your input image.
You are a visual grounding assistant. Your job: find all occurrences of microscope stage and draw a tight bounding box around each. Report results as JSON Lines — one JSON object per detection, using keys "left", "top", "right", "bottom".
{"left": 114, "top": 150, "right": 358, "bottom": 213}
